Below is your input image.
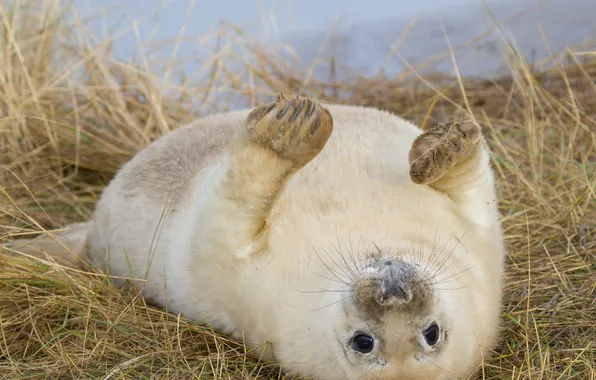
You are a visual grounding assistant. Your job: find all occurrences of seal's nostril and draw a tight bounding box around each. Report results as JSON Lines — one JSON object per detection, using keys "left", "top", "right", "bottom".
{"left": 397, "top": 285, "right": 406, "bottom": 298}
{"left": 384, "top": 260, "right": 392, "bottom": 266}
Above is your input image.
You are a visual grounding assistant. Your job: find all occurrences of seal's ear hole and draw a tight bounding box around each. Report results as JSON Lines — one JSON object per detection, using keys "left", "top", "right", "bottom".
{"left": 423, "top": 322, "right": 440, "bottom": 346}
{"left": 350, "top": 332, "right": 375, "bottom": 354}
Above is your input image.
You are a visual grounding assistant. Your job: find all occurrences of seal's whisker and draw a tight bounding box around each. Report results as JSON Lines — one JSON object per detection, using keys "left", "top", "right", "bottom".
{"left": 429, "top": 267, "right": 471, "bottom": 285}
{"left": 433, "top": 231, "right": 470, "bottom": 280}
{"left": 430, "top": 293, "right": 445, "bottom": 303}
{"left": 332, "top": 231, "right": 359, "bottom": 281}
{"left": 432, "top": 264, "right": 476, "bottom": 286}
{"left": 424, "top": 224, "right": 450, "bottom": 274}
{"left": 413, "top": 238, "right": 433, "bottom": 275}
{"left": 431, "top": 242, "right": 458, "bottom": 280}
{"left": 429, "top": 254, "right": 465, "bottom": 282}
{"left": 433, "top": 285, "right": 472, "bottom": 291}
{"left": 419, "top": 360, "right": 436, "bottom": 380}
{"left": 355, "top": 236, "right": 366, "bottom": 274}
{"left": 407, "top": 237, "right": 421, "bottom": 269}
{"left": 432, "top": 234, "right": 459, "bottom": 277}
{"left": 401, "top": 245, "right": 419, "bottom": 269}
{"left": 345, "top": 233, "right": 363, "bottom": 277}
{"left": 350, "top": 235, "right": 365, "bottom": 276}
{"left": 319, "top": 241, "right": 355, "bottom": 283}
{"left": 312, "top": 295, "right": 353, "bottom": 311}
{"left": 429, "top": 224, "right": 441, "bottom": 268}
{"left": 430, "top": 277, "right": 465, "bottom": 286}
{"left": 310, "top": 272, "right": 350, "bottom": 287}
{"left": 427, "top": 234, "right": 453, "bottom": 272}
{"left": 294, "top": 289, "right": 349, "bottom": 294}
{"left": 425, "top": 357, "right": 457, "bottom": 379}
{"left": 309, "top": 242, "right": 352, "bottom": 285}
{"left": 429, "top": 236, "right": 462, "bottom": 282}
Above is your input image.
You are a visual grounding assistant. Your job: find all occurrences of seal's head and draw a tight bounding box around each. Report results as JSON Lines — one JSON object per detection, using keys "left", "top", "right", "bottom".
{"left": 341, "top": 256, "right": 455, "bottom": 380}
{"left": 276, "top": 244, "right": 500, "bottom": 380}
{"left": 338, "top": 251, "right": 496, "bottom": 380}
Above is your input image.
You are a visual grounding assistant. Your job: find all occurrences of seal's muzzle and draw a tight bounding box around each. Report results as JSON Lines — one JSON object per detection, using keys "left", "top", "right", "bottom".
{"left": 352, "top": 258, "right": 430, "bottom": 313}
{"left": 377, "top": 259, "right": 414, "bottom": 305}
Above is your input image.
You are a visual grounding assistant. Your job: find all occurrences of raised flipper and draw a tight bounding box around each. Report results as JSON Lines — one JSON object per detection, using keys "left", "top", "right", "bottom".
{"left": 193, "top": 94, "right": 334, "bottom": 258}
{"left": 409, "top": 121, "right": 498, "bottom": 227}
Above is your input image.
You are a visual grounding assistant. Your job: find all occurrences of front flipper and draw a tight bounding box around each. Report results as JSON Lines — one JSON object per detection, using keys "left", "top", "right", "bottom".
{"left": 409, "top": 121, "right": 498, "bottom": 227}
{"left": 196, "top": 95, "right": 334, "bottom": 258}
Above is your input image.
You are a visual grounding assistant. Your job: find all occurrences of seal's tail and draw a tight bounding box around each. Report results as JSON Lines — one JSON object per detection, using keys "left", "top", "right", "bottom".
{"left": 2, "top": 221, "right": 92, "bottom": 268}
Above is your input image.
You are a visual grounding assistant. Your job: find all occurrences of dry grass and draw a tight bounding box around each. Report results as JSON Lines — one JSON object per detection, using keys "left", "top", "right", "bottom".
{"left": 0, "top": 1, "right": 595, "bottom": 379}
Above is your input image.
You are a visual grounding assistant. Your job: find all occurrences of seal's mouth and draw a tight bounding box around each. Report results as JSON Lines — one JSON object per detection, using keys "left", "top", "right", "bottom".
{"left": 351, "top": 258, "right": 430, "bottom": 311}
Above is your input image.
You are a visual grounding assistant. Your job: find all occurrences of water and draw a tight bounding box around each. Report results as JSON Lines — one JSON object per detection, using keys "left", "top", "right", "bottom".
{"left": 72, "top": 0, "right": 595, "bottom": 82}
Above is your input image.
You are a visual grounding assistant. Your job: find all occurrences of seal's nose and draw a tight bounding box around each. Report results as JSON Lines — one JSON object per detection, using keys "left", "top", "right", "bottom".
{"left": 378, "top": 259, "right": 414, "bottom": 306}
{"left": 352, "top": 258, "right": 418, "bottom": 310}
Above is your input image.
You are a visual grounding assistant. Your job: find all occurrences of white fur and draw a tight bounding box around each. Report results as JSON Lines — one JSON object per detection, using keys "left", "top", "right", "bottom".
{"left": 75, "top": 104, "right": 503, "bottom": 379}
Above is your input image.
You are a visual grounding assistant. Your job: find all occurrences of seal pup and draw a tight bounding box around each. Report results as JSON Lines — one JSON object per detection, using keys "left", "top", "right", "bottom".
{"left": 7, "top": 95, "right": 506, "bottom": 380}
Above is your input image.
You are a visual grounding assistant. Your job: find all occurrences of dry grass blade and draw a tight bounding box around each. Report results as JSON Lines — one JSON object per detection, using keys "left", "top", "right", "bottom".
{"left": 0, "top": 1, "right": 595, "bottom": 379}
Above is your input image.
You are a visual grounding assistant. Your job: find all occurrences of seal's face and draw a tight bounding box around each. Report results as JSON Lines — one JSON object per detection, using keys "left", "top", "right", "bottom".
{"left": 329, "top": 254, "right": 477, "bottom": 380}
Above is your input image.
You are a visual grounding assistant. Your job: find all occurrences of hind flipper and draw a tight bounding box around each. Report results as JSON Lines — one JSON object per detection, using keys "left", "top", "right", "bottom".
{"left": 2, "top": 222, "right": 91, "bottom": 268}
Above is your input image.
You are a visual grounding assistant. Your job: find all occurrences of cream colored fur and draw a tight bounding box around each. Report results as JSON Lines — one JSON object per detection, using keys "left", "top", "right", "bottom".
{"left": 7, "top": 96, "right": 506, "bottom": 380}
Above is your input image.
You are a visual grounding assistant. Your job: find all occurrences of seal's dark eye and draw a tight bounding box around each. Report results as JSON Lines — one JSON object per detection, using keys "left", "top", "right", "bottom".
{"left": 351, "top": 333, "right": 374, "bottom": 353}
{"left": 423, "top": 323, "right": 440, "bottom": 346}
